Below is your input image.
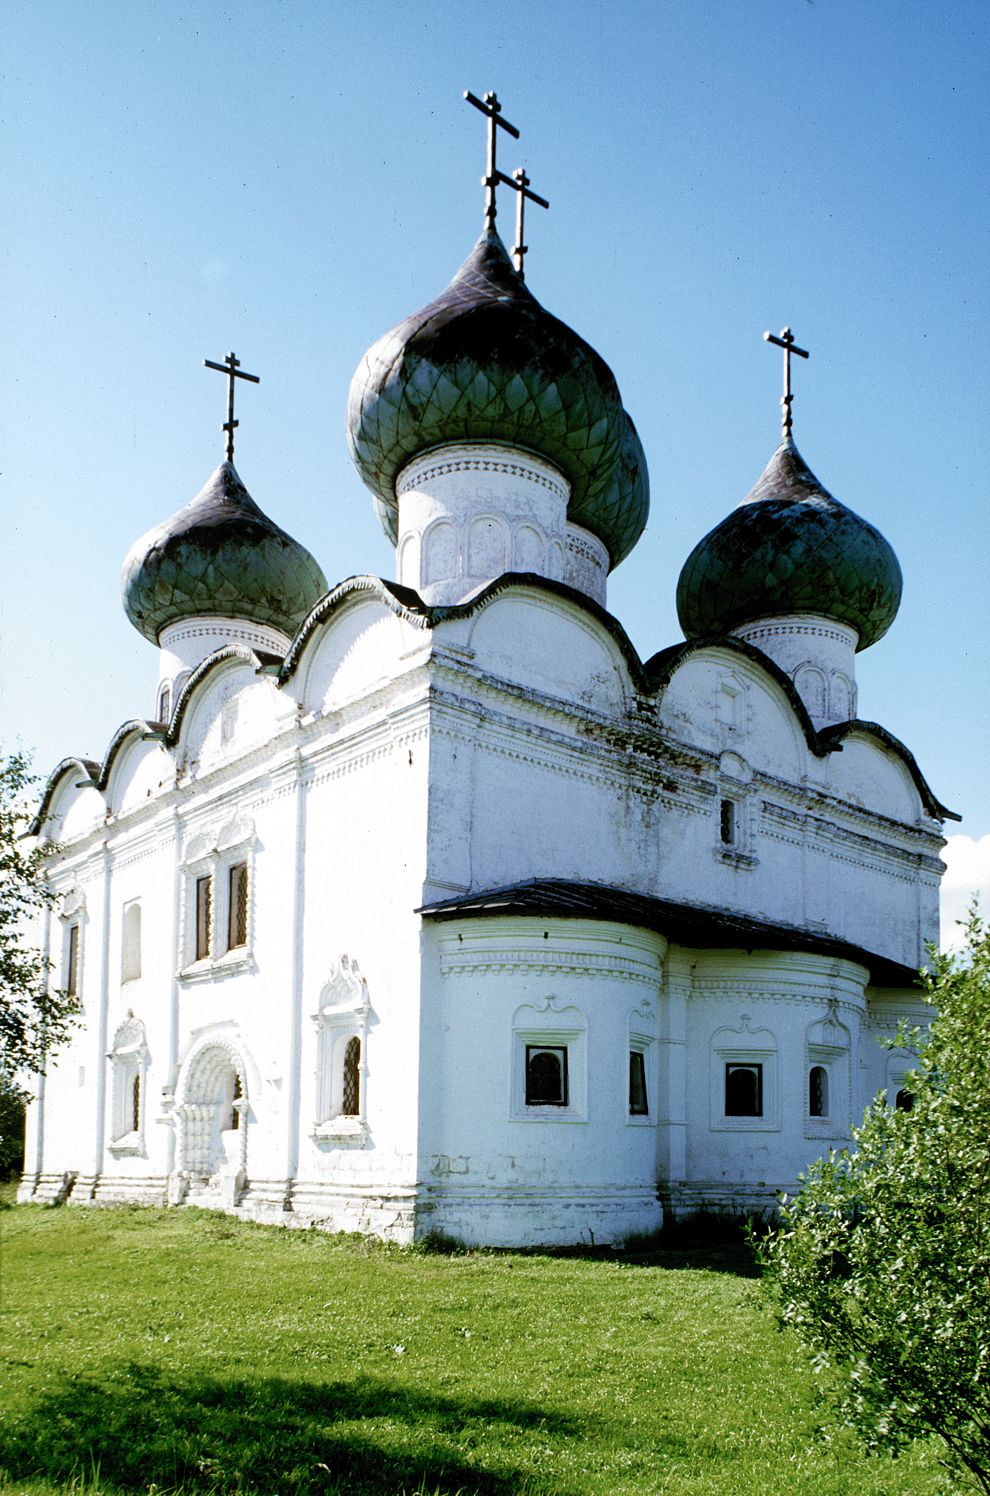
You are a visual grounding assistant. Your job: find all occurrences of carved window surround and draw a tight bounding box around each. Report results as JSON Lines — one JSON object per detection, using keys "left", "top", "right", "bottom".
{"left": 311, "top": 956, "right": 371, "bottom": 1145}
{"left": 177, "top": 816, "right": 256, "bottom": 981}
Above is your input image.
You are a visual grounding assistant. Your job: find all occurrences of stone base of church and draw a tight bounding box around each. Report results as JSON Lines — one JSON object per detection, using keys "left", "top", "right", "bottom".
{"left": 285, "top": 1179, "right": 419, "bottom": 1240}
{"left": 659, "top": 1180, "right": 783, "bottom": 1226}
{"left": 91, "top": 1173, "right": 168, "bottom": 1206}
{"left": 17, "top": 1170, "right": 78, "bottom": 1205}
{"left": 416, "top": 1182, "right": 663, "bottom": 1248}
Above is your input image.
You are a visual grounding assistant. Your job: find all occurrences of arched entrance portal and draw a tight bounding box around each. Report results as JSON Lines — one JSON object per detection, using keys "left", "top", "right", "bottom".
{"left": 175, "top": 1041, "right": 249, "bottom": 1205}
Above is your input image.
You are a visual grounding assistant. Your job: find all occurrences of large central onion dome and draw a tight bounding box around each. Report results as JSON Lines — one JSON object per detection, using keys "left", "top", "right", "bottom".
{"left": 676, "top": 438, "right": 902, "bottom": 650}
{"left": 346, "top": 229, "right": 649, "bottom": 567}
{"left": 121, "top": 461, "right": 328, "bottom": 644}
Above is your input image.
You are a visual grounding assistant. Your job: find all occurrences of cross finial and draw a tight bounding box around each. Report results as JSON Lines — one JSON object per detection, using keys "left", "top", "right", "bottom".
{"left": 203, "top": 350, "right": 261, "bottom": 462}
{"left": 763, "top": 327, "right": 810, "bottom": 441}
{"left": 505, "top": 167, "right": 549, "bottom": 279}
{"left": 464, "top": 88, "right": 521, "bottom": 229}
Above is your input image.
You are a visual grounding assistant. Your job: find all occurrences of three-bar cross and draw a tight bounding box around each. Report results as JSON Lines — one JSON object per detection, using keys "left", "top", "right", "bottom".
{"left": 204, "top": 350, "right": 261, "bottom": 462}
{"left": 763, "top": 327, "right": 809, "bottom": 440}
{"left": 506, "top": 167, "right": 549, "bottom": 279}
{"left": 464, "top": 89, "right": 521, "bottom": 230}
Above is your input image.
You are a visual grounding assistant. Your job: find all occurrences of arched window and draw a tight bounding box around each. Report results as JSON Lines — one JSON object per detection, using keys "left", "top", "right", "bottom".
{"left": 725, "top": 1062, "right": 762, "bottom": 1117}
{"left": 107, "top": 1013, "right": 148, "bottom": 1153}
{"left": 895, "top": 1088, "right": 914, "bottom": 1112}
{"left": 157, "top": 683, "right": 171, "bottom": 723}
{"left": 525, "top": 1045, "right": 568, "bottom": 1106}
{"left": 809, "top": 1065, "right": 829, "bottom": 1118}
{"left": 342, "top": 1037, "right": 361, "bottom": 1116}
{"left": 122, "top": 901, "right": 142, "bottom": 983}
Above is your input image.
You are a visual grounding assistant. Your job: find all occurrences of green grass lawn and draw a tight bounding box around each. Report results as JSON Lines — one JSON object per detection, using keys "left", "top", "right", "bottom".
{"left": 0, "top": 1196, "right": 956, "bottom": 1496}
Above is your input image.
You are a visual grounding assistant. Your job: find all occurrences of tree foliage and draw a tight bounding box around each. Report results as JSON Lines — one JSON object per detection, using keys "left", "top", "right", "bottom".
{"left": 0, "top": 751, "right": 79, "bottom": 1093}
{"left": 760, "top": 913, "right": 990, "bottom": 1492}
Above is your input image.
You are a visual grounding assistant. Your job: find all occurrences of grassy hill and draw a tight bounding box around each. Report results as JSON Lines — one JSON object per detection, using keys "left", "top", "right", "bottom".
{"left": 0, "top": 1197, "right": 954, "bottom": 1495}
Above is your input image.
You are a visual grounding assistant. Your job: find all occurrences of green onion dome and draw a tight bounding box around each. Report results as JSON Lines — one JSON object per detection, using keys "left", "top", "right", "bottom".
{"left": 121, "top": 461, "right": 328, "bottom": 645}
{"left": 346, "top": 228, "right": 649, "bottom": 567}
{"left": 676, "top": 438, "right": 902, "bottom": 651}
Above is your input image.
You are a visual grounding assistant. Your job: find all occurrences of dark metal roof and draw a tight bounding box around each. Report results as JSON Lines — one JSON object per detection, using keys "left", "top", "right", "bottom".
{"left": 417, "top": 878, "right": 924, "bottom": 988}
{"left": 677, "top": 438, "right": 902, "bottom": 651}
{"left": 121, "top": 461, "right": 327, "bottom": 644}
{"left": 346, "top": 229, "right": 649, "bottom": 566}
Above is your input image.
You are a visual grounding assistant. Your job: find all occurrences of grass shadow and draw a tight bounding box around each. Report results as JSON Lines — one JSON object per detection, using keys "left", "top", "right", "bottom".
{"left": 0, "top": 1362, "right": 605, "bottom": 1495}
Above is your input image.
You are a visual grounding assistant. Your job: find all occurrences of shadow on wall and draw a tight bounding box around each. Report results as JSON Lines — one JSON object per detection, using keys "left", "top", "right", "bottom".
{"left": 0, "top": 1363, "right": 628, "bottom": 1495}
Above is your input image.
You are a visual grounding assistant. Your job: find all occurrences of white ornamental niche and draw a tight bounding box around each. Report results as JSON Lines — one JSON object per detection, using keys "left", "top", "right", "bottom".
{"left": 731, "top": 614, "right": 858, "bottom": 729}
{"left": 396, "top": 442, "right": 589, "bottom": 606}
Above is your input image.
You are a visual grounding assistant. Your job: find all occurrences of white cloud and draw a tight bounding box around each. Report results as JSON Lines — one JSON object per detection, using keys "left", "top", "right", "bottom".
{"left": 939, "top": 833, "right": 990, "bottom": 950}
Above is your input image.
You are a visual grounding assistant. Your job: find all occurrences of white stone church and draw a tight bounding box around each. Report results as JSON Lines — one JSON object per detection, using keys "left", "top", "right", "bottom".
{"left": 19, "top": 141, "right": 954, "bottom": 1243}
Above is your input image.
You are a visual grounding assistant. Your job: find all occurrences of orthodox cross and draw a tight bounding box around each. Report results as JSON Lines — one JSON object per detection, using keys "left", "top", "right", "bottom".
{"left": 464, "top": 89, "right": 521, "bottom": 230}
{"left": 505, "top": 167, "right": 549, "bottom": 279}
{"left": 763, "top": 327, "right": 809, "bottom": 440}
{"left": 203, "top": 350, "right": 261, "bottom": 462}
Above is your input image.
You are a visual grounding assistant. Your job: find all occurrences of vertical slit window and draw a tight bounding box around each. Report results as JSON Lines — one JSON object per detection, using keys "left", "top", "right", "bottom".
{"left": 131, "top": 1072, "right": 141, "bottom": 1133}
{"left": 195, "top": 876, "right": 213, "bottom": 961}
{"left": 66, "top": 924, "right": 80, "bottom": 997}
{"left": 809, "top": 1065, "right": 828, "bottom": 1118}
{"left": 227, "top": 862, "right": 248, "bottom": 950}
{"left": 719, "top": 798, "right": 736, "bottom": 846}
{"left": 342, "top": 1036, "right": 361, "bottom": 1116}
{"left": 629, "top": 1050, "right": 649, "bottom": 1115}
{"left": 229, "top": 1071, "right": 243, "bottom": 1131}
{"left": 122, "top": 903, "right": 142, "bottom": 983}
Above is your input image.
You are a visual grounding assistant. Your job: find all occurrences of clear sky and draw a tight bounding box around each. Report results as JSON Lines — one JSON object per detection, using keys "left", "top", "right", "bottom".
{"left": 3, "top": 0, "right": 988, "bottom": 933}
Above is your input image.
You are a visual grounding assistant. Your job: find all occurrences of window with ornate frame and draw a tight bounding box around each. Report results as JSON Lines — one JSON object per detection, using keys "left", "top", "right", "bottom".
{"left": 710, "top": 1019, "right": 778, "bottom": 1131}
{"left": 627, "top": 997, "right": 656, "bottom": 1125}
{"left": 511, "top": 998, "right": 587, "bottom": 1123}
{"left": 107, "top": 1012, "right": 149, "bottom": 1156}
{"left": 312, "top": 955, "right": 371, "bottom": 1143}
{"left": 178, "top": 818, "right": 255, "bottom": 980}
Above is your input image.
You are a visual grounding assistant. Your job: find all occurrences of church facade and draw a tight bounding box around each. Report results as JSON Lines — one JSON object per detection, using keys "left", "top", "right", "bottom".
{"left": 19, "top": 156, "right": 953, "bottom": 1244}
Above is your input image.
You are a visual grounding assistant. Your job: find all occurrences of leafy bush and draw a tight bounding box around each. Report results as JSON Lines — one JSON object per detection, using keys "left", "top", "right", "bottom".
{"left": 761, "top": 912, "right": 990, "bottom": 1492}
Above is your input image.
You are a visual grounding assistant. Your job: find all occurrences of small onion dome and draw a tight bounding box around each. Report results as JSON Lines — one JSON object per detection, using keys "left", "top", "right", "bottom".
{"left": 346, "top": 228, "right": 648, "bottom": 567}
{"left": 121, "top": 461, "right": 328, "bottom": 645}
{"left": 676, "top": 439, "right": 902, "bottom": 650}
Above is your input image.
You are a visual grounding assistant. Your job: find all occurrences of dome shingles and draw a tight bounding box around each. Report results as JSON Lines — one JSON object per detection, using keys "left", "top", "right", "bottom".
{"left": 676, "top": 439, "right": 902, "bottom": 651}
{"left": 121, "top": 462, "right": 328, "bottom": 645}
{"left": 346, "top": 229, "right": 649, "bottom": 567}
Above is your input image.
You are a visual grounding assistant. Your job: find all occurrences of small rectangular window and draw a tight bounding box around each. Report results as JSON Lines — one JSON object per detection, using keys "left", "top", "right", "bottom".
{"left": 719, "top": 798, "right": 736, "bottom": 846}
{"left": 227, "top": 862, "right": 248, "bottom": 951}
{"left": 525, "top": 1044, "right": 568, "bottom": 1106}
{"left": 629, "top": 1050, "right": 649, "bottom": 1115}
{"left": 725, "top": 1062, "right": 762, "bottom": 1117}
{"left": 195, "top": 876, "right": 213, "bottom": 960}
{"left": 66, "top": 924, "right": 80, "bottom": 996}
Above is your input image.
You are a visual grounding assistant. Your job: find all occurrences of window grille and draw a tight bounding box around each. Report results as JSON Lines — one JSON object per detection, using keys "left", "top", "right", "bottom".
{"left": 725, "top": 1062, "right": 762, "bottom": 1117}
{"left": 66, "top": 924, "right": 80, "bottom": 996}
{"left": 342, "top": 1036, "right": 361, "bottom": 1116}
{"left": 629, "top": 1050, "right": 649, "bottom": 1115}
{"left": 808, "top": 1065, "right": 829, "bottom": 1117}
{"left": 227, "top": 862, "right": 248, "bottom": 950}
{"left": 195, "top": 876, "right": 212, "bottom": 960}
{"left": 525, "top": 1045, "right": 568, "bottom": 1106}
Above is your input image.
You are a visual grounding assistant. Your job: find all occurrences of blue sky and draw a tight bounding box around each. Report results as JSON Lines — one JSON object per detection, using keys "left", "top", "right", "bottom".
{"left": 3, "top": 0, "right": 988, "bottom": 924}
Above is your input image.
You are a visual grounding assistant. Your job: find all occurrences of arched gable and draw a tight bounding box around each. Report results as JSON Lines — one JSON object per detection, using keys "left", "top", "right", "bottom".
{"left": 462, "top": 584, "right": 634, "bottom": 716}
{"left": 282, "top": 578, "right": 429, "bottom": 716}
{"left": 33, "top": 757, "right": 104, "bottom": 841}
{"left": 170, "top": 649, "right": 284, "bottom": 772}
{"left": 822, "top": 725, "right": 927, "bottom": 824}
{"left": 652, "top": 642, "right": 809, "bottom": 782}
{"left": 100, "top": 725, "right": 171, "bottom": 818}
